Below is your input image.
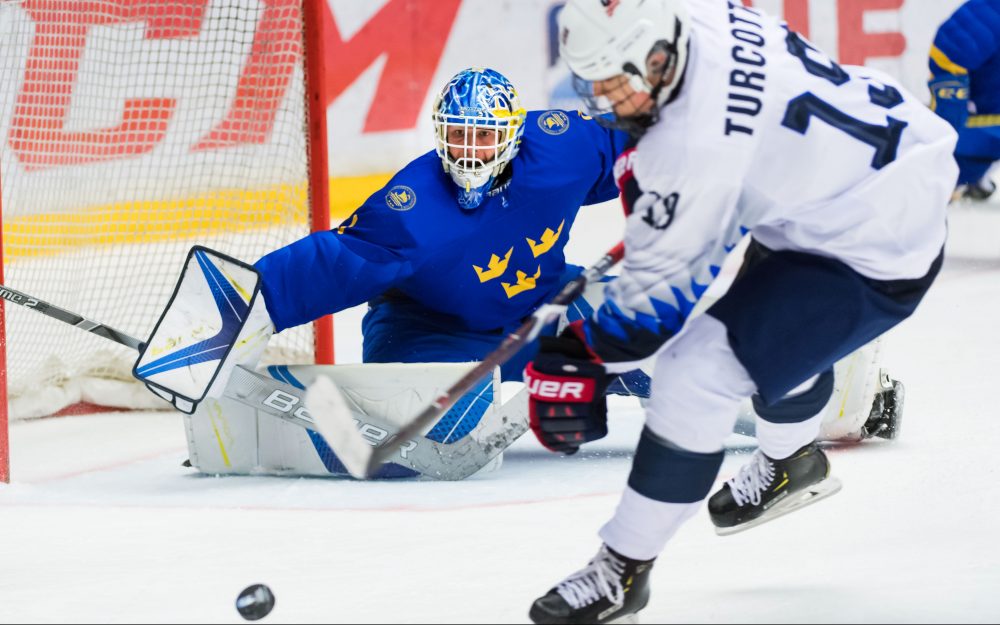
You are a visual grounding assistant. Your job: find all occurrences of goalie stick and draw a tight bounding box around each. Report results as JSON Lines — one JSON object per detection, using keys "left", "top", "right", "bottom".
{"left": 0, "top": 281, "right": 529, "bottom": 479}
{"left": 306, "top": 242, "right": 626, "bottom": 479}
{"left": 0, "top": 284, "right": 144, "bottom": 351}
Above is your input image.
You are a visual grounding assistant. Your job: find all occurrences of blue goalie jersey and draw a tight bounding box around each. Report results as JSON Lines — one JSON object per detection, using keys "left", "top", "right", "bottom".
{"left": 255, "top": 110, "right": 627, "bottom": 335}
{"left": 929, "top": 0, "right": 1000, "bottom": 184}
{"left": 930, "top": 0, "right": 1000, "bottom": 118}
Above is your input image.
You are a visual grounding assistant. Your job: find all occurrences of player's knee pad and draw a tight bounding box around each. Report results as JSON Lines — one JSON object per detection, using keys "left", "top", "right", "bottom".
{"left": 752, "top": 368, "right": 834, "bottom": 424}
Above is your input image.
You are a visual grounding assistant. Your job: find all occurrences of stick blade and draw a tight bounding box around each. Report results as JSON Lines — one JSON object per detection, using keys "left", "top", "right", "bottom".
{"left": 304, "top": 375, "right": 374, "bottom": 479}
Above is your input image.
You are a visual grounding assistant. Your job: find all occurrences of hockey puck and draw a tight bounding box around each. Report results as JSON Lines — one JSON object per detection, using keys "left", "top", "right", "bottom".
{"left": 235, "top": 584, "right": 275, "bottom": 621}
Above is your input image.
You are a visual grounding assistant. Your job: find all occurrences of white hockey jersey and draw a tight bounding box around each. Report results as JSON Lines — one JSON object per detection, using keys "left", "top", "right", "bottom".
{"left": 595, "top": 0, "right": 958, "bottom": 367}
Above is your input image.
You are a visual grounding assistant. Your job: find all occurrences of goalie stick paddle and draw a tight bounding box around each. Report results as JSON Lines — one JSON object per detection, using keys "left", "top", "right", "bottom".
{"left": 0, "top": 283, "right": 144, "bottom": 351}
{"left": 304, "top": 375, "right": 373, "bottom": 479}
{"left": 302, "top": 373, "right": 530, "bottom": 480}
{"left": 310, "top": 242, "right": 626, "bottom": 479}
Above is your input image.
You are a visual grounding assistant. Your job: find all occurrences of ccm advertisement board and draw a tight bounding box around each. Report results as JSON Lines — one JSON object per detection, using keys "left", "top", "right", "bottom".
{"left": 0, "top": 0, "right": 972, "bottom": 222}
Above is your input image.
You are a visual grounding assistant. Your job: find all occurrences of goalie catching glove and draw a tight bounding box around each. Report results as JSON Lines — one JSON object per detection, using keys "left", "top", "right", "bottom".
{"left": 524, "top": 321, "right": 610, "bottom": 454}
{"left": 133, "top": 246, "right": 274, "bottom": 414}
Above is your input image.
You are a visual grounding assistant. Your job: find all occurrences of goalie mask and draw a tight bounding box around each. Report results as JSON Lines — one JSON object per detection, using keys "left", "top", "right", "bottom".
{"left": 558, "top": 0, "right": 690, "bottom": 136}
{"left": 432, "top": 68, "right": 527, "bottom": 210}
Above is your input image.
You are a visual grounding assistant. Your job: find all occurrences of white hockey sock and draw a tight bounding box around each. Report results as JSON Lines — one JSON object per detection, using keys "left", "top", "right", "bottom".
{"left": 755, "top": 410, "right": 825, "bottom": 459}
{"left": 599, "top": 487, "right": 701, "bottom": 561}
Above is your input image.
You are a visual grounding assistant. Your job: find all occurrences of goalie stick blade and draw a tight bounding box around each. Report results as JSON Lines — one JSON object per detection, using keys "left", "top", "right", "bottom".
{"left": 304, "top": 375, "right": 374, "bottom": 479}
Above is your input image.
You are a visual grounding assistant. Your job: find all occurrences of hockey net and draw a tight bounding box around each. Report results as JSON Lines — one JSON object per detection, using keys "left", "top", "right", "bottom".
{"left": 0, "top": 0, "right": 332, "bottom": 435}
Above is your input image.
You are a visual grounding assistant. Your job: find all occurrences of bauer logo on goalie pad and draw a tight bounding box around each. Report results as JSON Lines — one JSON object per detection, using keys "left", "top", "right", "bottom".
{"left": 134, "top": 246, "right": 271, "bottom": 414}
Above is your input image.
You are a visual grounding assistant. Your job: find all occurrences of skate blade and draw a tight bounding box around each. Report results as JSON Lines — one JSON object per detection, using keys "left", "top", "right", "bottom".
{"left": 608, "top": 614, "right": 639, "bottom": 624}
{"left": 714, "top": 477, "right": 844, "bottom": 536}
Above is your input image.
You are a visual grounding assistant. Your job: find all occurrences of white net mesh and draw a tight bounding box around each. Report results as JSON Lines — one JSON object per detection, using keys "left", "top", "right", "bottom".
{"left": 0, "top": 0, "right": 318, "bottom": 419}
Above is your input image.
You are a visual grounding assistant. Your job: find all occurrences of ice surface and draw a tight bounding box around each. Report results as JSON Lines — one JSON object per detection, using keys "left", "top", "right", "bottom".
{"left": 2, "top": 202, "right": 1000, "bottom": 623}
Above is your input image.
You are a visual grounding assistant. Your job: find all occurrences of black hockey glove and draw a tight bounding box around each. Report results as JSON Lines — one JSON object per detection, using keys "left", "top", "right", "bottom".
{"left": 524, "top": 321, "right": 610, "bottom": 454}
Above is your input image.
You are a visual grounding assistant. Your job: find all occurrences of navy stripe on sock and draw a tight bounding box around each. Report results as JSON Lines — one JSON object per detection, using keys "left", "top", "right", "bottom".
{"left": 627, "top": 427, "right": 724, "bottom": 503}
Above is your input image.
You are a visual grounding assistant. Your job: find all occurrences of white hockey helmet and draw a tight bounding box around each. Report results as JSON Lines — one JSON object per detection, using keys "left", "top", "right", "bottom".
{"left": 558, "top": 0, "right": 690, "bottom": 134}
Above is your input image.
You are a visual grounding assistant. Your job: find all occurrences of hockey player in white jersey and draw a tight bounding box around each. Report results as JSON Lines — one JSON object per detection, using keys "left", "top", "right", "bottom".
{"left": 523, "top": 0, "right": 958, "bottom": 622}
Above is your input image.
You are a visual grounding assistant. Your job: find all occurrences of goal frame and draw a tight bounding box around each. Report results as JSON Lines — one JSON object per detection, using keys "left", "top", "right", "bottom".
{"left": 0, "top": 0, "right": 336, "bottom": 483}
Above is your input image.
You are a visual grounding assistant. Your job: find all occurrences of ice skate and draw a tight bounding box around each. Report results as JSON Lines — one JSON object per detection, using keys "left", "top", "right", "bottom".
{"left": 529, "top": 545, "right": 653, "bottom": 624}
{"left": 860, "top": 370, "right": 904, "bottom": 440}
{"left": 962, "top": 177, "right": 997, "bottom": 202}
{"left": 708, "top": 444, "right": 842, "bottom": 536}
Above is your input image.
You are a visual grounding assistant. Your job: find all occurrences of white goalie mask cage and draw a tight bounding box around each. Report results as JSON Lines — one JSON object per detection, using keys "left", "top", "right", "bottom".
{"left": 431, "top": 68, "right": 527, "bottom": 209}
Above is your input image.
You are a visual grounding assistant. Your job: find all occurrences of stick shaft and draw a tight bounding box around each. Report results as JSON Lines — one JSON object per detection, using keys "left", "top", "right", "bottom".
{"left": 365, "top": 242, "right": 625, "bottom": 474}
{"left": 0, "top": 284, "right": 144, "bottom": 351}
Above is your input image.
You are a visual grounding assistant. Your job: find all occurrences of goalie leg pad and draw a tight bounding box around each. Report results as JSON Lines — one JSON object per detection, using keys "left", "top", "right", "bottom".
{"left": 184, "top": 363, "right": 517, "bottom": 480}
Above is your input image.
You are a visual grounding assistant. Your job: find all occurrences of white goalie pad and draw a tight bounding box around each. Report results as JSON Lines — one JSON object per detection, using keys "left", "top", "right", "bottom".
{"left": 184, "top": 363, "right": 508, "bottom": 479}
{"left": 133, "top": 246, "right": 272, "bottom": 414}
{"left": 817, "top": 338, "right": 886, "bottom": 441}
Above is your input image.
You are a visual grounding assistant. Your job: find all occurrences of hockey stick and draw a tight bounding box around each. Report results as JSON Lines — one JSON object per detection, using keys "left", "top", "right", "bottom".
{"left": 306, "top": 242, "right": 626, "bottom": 479}
{"left": 0, "top": 284, "right": 144, "bottom": 351}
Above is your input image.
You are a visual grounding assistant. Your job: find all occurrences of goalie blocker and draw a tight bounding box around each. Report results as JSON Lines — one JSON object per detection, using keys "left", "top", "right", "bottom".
{"left": 133, "top": 247, "right": 273, "bottom": 414}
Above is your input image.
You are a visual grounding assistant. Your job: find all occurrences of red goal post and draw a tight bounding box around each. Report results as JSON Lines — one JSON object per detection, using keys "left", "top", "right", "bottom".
{"left": 0, "top": 0, "right": 336, "bottom": 482}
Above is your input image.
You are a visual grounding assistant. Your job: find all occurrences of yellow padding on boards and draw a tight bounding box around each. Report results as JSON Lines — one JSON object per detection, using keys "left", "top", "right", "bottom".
{"left": 329, "top": 172, "right": 392, "bottom": 219}
{"left": 2, "top": 173, "right": 393, "bottom": 261}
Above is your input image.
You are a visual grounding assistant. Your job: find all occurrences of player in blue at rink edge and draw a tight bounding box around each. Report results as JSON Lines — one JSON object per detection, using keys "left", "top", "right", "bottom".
{"left": 522, "top": 0, "right": 958, "bottom": 622}
{"left": 255, "top": 67, "right": 648, "bottom": 403}
{"left": 929, "top": 0, "right": 1000, "bottom": 201}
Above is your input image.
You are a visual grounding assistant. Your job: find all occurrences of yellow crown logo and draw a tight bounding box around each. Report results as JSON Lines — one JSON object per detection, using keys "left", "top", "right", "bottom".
{"left": 527, "top": 220, "right": 565, "bottom": 258}
{"left": 473, "top": 247, "right": 514, "bottom": 283}
{"left": 502, "top": 266, "right": 541, "bottom": 298}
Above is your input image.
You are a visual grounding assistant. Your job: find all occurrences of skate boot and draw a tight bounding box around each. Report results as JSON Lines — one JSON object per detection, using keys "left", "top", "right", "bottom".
{"left": 708, "top": 443, "right": 842, "bottom": 536}
{"left": 861, "top": 369, "right": 904, "bottom": 440}
{"left": 963, "top": 176, "right": 997, "bottom": 201}
{"left": 529, "top": 545, "right": 653, "bottom": 624}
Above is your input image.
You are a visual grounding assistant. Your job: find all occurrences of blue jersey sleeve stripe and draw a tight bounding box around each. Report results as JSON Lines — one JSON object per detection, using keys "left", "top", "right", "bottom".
{"left": 967, "top": 114, "right": 1000, "bottom": 128}
{"left": 930, "top": 45, "right": 969, "bottom": 76}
